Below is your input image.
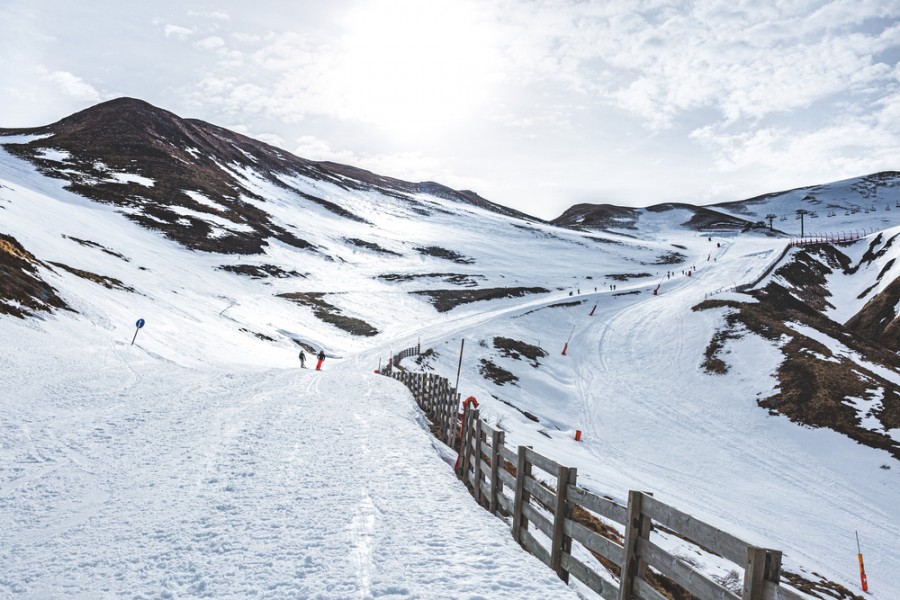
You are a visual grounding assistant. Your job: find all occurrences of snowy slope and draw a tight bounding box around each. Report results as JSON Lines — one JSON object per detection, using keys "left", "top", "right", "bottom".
{"left": 2, "top": 101, "right": 899, "bottom": 598}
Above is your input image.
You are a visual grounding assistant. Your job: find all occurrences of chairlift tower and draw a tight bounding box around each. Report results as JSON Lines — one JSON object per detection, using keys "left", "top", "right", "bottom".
{"left": 796, "top": 209, "right": 809, "bottom": 238}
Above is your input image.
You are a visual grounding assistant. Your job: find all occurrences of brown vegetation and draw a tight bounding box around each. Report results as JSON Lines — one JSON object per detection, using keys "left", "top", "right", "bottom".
{"left": 0, "top": 234, "right": 71, "bottom": 318}
{"left": 412, "top": 287, "right": 549, "bottom": 313}
{"left": 278, "top": 292, "right": 379, "bottom": 337}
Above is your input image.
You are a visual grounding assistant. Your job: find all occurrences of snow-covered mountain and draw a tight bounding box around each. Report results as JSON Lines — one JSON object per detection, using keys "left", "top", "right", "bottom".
{"left": 1, "top": 98, "right": 898, "bottom": 598}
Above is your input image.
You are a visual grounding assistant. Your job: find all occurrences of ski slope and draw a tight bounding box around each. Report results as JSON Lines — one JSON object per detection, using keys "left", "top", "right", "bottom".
{"left": 0, "top": 318, "right": 577, "bottom": 598}
{"left": 1, "top": 138, "right": 898, "bottom": 597}
{"left": 407, "top": 233, "right": 900, "bottom": 598}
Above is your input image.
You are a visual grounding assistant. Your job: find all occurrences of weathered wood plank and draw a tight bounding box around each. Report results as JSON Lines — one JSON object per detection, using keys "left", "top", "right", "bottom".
{"left": 639, "top": 537, "right": 739, "bottom": 600}
{"left": 498, "top": 468, "right": 516, "bottom": 490}
{"left": 564, "top": 518, "right": 625, "bottom": 565}
{"left": 634, "top": 577, "right": 669, "bottom": 600}
{"left": 618, "top": 491, "right": 652, "bottom": 600}
{"left": 499, "top": 444, "right": 517, "bottom": 466}
{"left": 522, "top": 501, "right": 554, "bottom": 538}
{"left": 489, "top": 428, "right": 504, "bottom": 514}
{"left": 561, "top": 553, "right": 619, "bottom": 600}
{"left": 523, "top": 475, "right": 556, "bottom": 511}
{"left": 478, "top": 457, "right": 491, "bottom": 479}
{"left": 512, "top": 446, "right": 531, "bottom": 543}
{"left": 521, "top": 530, "right": 552, "bottom": 568}
{"left": 760, "top": 581, "right": 805, "bottom": 600}
{"left": 550, "top": 466, "right": 575, "bottom": 581}
{"left": 524, "top": 446, "right": 563, "bottom": 475}
{"left": 497, "top": 490, "right": 513, "bottom": 514}
{"left": 641, "top": 494, "right": 748, "bottom": 565}
{"left": 567, "top": 485, "right": 628, "bottom": 525}
{"left": 473, "top": 418, "right": 484, "bottom": 505}
{"left": 743, "top": 547, "right": 766, "bottom": 600}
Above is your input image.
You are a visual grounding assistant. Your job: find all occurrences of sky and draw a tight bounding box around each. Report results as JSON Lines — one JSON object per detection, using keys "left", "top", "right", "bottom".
{"left": 2, "top": 0, "right": 900, "bottom": 220}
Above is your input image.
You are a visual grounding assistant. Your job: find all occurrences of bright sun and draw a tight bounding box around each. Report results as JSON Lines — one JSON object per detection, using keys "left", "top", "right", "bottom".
{"left": 333, "top": 0, "right": 499, "bottom": 140}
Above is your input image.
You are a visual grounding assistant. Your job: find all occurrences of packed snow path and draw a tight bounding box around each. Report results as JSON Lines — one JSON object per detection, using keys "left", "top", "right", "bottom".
{"left": 0, "top": 326, "right": 577, "bottom": 599}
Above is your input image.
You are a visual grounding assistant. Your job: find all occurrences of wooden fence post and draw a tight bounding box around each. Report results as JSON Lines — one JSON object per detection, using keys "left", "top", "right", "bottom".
{"left": 512, "top": 446, "right": 532, "bottom": 544}
{"left": 473, "top": 417, "right": 484, "bottom": 505}
{"left": 456, "top": 403, "right": 470, "bottom": 477}
{"left": 489, "top": 428, "right": 504, "bottom": 515}
{"left": 742, "top": 547, "right": 767, "bottom": 600}
{"left": 550, "top": 465, "right": 577, "bottom": 582}
{"left": 462, "top": 408, "right": 478, "bottom": 485}
{"left": 618, "top": 491, "right": 652, "bottom": 600}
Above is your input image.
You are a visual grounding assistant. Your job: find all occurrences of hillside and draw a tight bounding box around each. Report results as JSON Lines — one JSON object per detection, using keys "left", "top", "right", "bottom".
{"left": 1, "top": 98, "right": 898, "bottom": 598}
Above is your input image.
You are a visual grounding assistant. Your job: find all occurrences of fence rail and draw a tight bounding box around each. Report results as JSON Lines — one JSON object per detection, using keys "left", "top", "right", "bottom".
{"left": 380, "top": 347, "right": 809, "bottom": 600}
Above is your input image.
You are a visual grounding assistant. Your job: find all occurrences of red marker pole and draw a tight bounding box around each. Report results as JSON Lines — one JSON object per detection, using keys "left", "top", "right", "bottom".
{"left": 562, "top": 324, "right": 575, "bottom": 355}
{"left": 856, "top": 531, "right": 869, "bottom": 592}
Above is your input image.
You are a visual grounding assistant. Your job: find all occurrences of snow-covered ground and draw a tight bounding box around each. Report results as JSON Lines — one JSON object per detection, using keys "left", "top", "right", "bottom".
{"left": 0, "top": 318, "right": 577, "bottom": 599}
{"left": 1, "top": 141, "right": 898, "bottom": 598}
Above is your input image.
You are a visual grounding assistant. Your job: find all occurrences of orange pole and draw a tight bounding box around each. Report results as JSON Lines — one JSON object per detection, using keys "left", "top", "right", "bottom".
{"left": 856, "top": 531, "right": 869, "bottom": 592}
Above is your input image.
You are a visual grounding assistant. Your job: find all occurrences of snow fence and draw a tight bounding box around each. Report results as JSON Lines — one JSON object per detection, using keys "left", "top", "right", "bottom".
{"left": 381, "top": 345, "right": 816, "bottom": 600}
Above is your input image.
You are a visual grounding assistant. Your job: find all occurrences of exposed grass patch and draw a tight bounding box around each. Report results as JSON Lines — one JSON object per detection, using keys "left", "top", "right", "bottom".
{"left": 344, "top": 237, "right": 401, "bottom": 256}
{"left": 0, "top": 233, "right": 71, "bottom": 318}
{"left": 479, "top": 359, "right": 518, "bottom": 386}
{"left": 49, "top": 261, "right": 134, "bottom": 292}
{"left": 239, "top": 328, "right": 275, "bottom": 342}
{"left": 608, "top": 272, "right": 651, "bottom": 281}
{"left": 412, "top": 287, "right": 549, "bottom": 312}
{"left": 62, "top": 235, "right": 130, "bottom": 261}
{"left": 694, "top": 281, "right": 900, "bottom": 460}
{"left": 379, "top": 272, "right": 484, "bottom": 287}
{"left": 493, "top": 336, "right": 547, "bottom": 367}
{"left": 414, "top": 245, "right": 475, "bottom": 264}
{"left": 219, "top": 264, "right": 306, "bottom": 279}
{"left": 278, "top": 292, "right": 379, "bottom": 337}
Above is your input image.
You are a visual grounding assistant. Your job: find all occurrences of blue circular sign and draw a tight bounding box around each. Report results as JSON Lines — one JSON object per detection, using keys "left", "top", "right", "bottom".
{"left": 136, "top": 318, "right": 145, "bottom": 329}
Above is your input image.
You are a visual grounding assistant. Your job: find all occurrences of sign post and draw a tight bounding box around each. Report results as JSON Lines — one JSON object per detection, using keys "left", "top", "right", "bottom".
{"left": 132, "top": 318, "right": 145, "bottom": 345}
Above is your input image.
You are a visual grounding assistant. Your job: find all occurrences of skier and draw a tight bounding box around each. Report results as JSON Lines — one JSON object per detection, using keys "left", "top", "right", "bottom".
{"left": 298, "top": 349, "right": 307, "bottom": 368}
{"left": 315, "top": 350, "right": 326, "bottom": 371}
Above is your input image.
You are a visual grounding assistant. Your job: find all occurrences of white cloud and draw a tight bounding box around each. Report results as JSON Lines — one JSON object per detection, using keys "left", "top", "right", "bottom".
{"left": 195, "top": 36, "right": 226, "bottom": 51}
{"left": 42, "top": 70, "right": 101, "bottom": 102}
{"left": 164, "top": 25, "right": 193, "bottom": 39}
{"left": 187, "top": 10, "right": 231, "bottom": 21}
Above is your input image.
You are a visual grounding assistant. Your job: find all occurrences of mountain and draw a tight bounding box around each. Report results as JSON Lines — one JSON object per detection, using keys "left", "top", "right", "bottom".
{"left": 1, "top": 98, "right": 899, "bottom": 598}
{"left": 0, "top": 97, "right": 535, "bottom": 255}
{"left": 553, "top": 173, "right": 900, "bottom": 236}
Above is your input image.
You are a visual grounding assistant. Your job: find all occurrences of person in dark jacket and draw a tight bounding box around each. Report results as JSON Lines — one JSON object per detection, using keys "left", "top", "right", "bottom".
{"left": 316, "top": 350, "right": 326, "bottom": 371}
{"left": 298, "top": 350, "right": 306, "bottom": 368}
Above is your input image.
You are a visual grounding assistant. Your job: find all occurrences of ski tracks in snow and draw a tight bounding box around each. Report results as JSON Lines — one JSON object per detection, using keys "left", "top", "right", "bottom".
{"left": 1, "top": 328, "right": 576, "bottom": 598}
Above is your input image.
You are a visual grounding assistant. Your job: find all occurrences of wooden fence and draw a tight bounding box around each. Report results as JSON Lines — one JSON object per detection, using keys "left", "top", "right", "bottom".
{"left": 382, "top": 348, "right": 808, "bottom": 600}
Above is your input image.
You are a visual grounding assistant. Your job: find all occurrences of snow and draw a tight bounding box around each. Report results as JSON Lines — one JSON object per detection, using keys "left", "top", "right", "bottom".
{"left": 1, "top": 142, "right": 899, "bottom": 597}
{"left": 108, "top": 171, "right": 155, "bottom": 187}
{"left": 0, "top": 322, "right": 575, "bottom": 598}
{"left": 34, "top": 148, "right": 71, "bottom": 162}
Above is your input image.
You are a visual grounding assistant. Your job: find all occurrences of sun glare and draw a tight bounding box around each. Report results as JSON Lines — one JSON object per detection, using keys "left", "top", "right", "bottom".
{"left": 334, "top": 0, "right": 498, "bottom": 140}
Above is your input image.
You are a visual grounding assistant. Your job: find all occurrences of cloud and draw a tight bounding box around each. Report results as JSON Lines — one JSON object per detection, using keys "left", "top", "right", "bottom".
{"left": 164, "top": 25, "right": 193, "bottom": 39}
{"left": 195, "top": 36, "right": 226, "bottom": 51}
{"left": 42, "top": 70, "right": 101, "bottom": 102}
{"left": 187, "top": 10, "right": 231, "bottom": 21}
{"left": 291, "top": 135, "right": 484, "bottom": 189}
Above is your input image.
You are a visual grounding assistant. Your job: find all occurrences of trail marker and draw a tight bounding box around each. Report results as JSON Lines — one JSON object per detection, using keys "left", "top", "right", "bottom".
{"left": 575, "top": 430, "right": 582, "bottom": 441}
{"left": 131, "top": 318, "right": 145, "bottom": 346}
{"left": 856, "top": 531, "right": 869, "bottom": 592}
{"left": 562, "top": 324, "right": 575, "bottom": 356}
{"left": 454, "top": 339, "right": 465, "bottom": 391}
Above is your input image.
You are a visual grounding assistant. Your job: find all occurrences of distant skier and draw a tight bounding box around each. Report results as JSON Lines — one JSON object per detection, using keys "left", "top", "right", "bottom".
{"left": 298, "top": 349, "right": 307, "bottom": 368}
{"left": 315, "top": 350, "right": 326, "bottom": 371}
